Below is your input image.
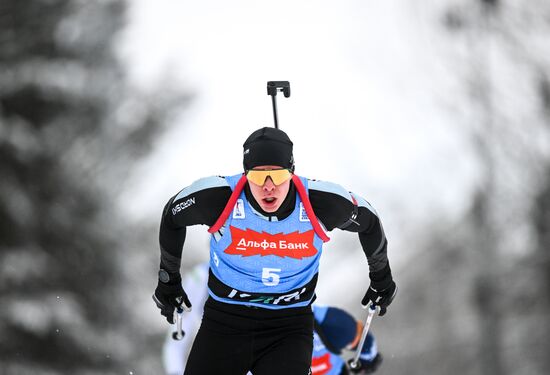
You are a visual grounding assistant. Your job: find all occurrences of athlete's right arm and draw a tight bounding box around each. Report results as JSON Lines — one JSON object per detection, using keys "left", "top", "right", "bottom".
{"left": 153, "top": 177, "right": 231, "bottom": 323}
{"left": 158, "top": 176, "right": 232, "bottom": 273}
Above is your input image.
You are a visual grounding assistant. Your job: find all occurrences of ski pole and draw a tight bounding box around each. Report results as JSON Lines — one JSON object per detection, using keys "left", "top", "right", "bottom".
{"left": 348, "top": 303, "right": 377, "bottom": 372}
{"left": 266, "top": 81, "right": 291, "bottom": 129}
{"left": 171, "top": 307, "right": 185, "bottom": 341}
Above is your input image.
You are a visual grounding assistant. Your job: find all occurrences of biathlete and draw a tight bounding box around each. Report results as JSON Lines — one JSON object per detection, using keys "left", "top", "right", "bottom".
{"left": 153, "top": 127, "right": 397, "bottom": 375}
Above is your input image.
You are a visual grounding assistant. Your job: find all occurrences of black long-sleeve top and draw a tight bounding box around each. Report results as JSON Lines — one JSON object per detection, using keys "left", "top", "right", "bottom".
{"left": 159, "top": 174, "right": 391, "bottom": 285}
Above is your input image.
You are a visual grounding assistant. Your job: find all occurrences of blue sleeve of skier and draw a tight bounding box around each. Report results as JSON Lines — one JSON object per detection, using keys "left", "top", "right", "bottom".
{"left": 312, "top": 305, "right": 382, "bottom": 375}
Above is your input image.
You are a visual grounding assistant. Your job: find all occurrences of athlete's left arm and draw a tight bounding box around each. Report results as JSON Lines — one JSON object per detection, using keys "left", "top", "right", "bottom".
{"left": 308, "top": 179, "right": 394, "bottom": 294}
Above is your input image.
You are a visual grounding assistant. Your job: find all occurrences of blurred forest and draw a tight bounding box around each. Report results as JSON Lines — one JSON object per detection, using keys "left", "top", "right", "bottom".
{"left": 0, "top": 0, "right": 188, "bottom": 374}
{"left": 0, "top": 0, "right": 549, "bottom": 375}
{"left": 382, "top": 1, "right": 550, "bottom": 375}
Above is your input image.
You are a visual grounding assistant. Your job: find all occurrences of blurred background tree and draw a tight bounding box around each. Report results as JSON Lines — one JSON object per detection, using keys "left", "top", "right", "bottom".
{"left": 0, "top": 0, "right": 189, "bottom": 373}
{"left": 382, "top": 1, "right": 550, "bottom": 374}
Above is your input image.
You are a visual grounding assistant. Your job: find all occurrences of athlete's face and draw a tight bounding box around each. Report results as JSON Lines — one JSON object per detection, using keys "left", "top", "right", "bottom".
{"left": 247, "top": 165, "right": 292, "bottom": 213}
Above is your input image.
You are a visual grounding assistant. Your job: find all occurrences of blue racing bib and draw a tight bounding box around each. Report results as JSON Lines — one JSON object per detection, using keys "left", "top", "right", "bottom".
{"left": 208, "top": 174, "right": 324, "bottom": 309}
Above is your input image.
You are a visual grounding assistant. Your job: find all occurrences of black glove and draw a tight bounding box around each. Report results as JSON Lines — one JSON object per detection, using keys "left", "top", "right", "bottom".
{"left": 362, "top": 264, "right": 397, "bottom": 316}
{"left": 152, "top": 270, "right": 191, "bottom": 323}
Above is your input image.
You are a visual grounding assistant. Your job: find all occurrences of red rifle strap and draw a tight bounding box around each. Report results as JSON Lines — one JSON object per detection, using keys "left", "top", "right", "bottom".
{"left": 208, "top": 174, "right": 247, "bottom": 234}
{"left": 208, "top": 174, "right": 330, "bottom": 243}
{"left": 292, "top": 175, "right": 330, "bottom": 243}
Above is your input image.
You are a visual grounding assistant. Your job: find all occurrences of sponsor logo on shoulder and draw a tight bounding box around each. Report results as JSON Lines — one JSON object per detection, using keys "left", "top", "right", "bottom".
{"left": 299, "top": 202, "right": 310, "bottom": 222}
{"left": 171, "top": 197, "right": 196, "bottom": 215}
{"left": 232, "top": 199, "right": 245, "bottom": 219}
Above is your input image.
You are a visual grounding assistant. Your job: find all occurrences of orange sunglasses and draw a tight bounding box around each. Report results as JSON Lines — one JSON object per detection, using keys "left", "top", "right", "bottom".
{"left": 246, "top": 168, "right": 292, "bottom": 186}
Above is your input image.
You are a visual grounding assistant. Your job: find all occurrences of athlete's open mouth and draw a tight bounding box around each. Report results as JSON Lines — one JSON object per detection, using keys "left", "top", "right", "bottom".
{"left": 262, "top": 197, "right": 277, "bottom": 206}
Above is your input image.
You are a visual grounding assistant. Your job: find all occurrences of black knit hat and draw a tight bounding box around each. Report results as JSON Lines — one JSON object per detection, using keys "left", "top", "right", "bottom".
{"left": 243, "top": 127, "right": 294, "bottom": 171}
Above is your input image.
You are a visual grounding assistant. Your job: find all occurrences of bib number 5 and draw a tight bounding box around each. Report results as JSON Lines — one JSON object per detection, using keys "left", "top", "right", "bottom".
{"left": 262, "top": 268, "right": 281, "bottom": 286}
